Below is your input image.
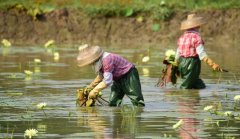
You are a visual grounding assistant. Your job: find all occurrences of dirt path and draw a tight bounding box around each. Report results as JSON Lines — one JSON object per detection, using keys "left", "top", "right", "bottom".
{"left": 0, "top": 8, "right": 239, "bottom": 46}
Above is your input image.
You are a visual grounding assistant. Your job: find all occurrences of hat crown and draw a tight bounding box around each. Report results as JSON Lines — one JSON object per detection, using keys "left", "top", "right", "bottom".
{"left": 180, "top": 13, "right": 206, "bottom": 30}
{"left": 78, "top": 44, "right": 89, "bottom": 51}
{"left": 77, "top": 44, "right": 104, "bottom": 67}
{"left": 187, "top": 14, "right": 196, "bottom": 20}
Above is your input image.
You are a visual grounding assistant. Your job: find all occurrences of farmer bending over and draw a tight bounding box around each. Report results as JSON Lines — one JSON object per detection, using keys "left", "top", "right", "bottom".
{"left": 77, "top": 44, "right": 145, "bottom": 106}
{"left": 175, "top": 14, "right": 224, "bottom": 89}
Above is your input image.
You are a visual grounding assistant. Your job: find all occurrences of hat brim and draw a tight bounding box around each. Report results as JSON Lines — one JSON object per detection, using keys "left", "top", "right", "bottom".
{"left": 77, "top": 46, "right": 104, "bottom": 67}
{"left": 180, "top": 17, "right": 206, "bottom": 30}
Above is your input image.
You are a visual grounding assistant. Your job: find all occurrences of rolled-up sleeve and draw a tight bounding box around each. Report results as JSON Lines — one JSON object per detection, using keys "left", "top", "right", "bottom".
{"left": 196, "top": 44, "right": 208, "bottom": 60}
{"left": 103, "top": 72, "right": 113, "bottom": 85}
{"left": 175, "top": 48, "right": 180, "bottom": 61}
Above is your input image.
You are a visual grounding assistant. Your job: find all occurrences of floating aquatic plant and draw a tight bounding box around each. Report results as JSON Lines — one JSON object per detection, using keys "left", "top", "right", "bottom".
{"left": 37, "top": 102, "right": 47, "bottom": 109}
{"left": 34, "top": 58, "right": 41, "bottom": 63}
{"left": 6, "top": 92, "right": 23, "bottom": 96}
{"left": 37, "top": 102, "right": 47, "bottom": 117}
{"left": 53, "top": 52, "right": 60, "bottom": 61}
{"left": 1, "top": 39, "right": 11, "bottom": 47}
{"left": 224, "top": 111, "right": 233, "bottom": 117}
{"left": 142, "top": 56, "right": 150, "bottom": 62}
{"left": 173, "top": 119, "right": 195, "bottom": 138}
{"left": 234, "top": 95, "right": 240, "bottom": 102}
{"left": 24, "top": 70, "right": 33, "bottom": 76}
{"left": 24, "top": 70, "right": 33, "bottom": 80}
{"left": 34, "top": 67, "right": 41, "bottom": 73}
{"left": 24, "top": 128, "right": 38, "bottom": 139}
{"left": 203, "top": 105, "right": 214, "bottom": 112}
{"left": 172, "top": 119, "right": 183, "bottom": 129}
{"left": 8, "top": 73, "right": 17, "bottom": 79}
{"left": 142, "top": 68, "right": 150, "bottom": 76}
{"left": 233, "top": 95, "right": 240, "bottom": 111}
{"left": 44, "top": 40, "right": 55, "bottom": 48}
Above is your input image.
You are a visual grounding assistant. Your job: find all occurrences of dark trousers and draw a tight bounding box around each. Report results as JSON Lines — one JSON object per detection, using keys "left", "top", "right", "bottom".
{"left": 109, "top": 68, "right": 145, "bottom": 106}
{"left": 178, "top": 57, "right": 206, "bottom": 89}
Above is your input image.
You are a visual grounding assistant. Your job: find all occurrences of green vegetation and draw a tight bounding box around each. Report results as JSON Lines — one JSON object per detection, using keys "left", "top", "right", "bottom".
{"left": 0, "top": 0, "right": 240, "bottom": 20}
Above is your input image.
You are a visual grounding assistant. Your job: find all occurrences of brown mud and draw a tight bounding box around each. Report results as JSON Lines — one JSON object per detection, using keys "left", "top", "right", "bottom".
{"left": 0, "top": 8, "right": 239, "bottom": 46}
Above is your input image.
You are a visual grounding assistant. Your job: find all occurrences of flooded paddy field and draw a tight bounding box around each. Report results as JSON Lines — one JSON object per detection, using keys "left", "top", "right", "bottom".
{"left": 0, "top": 42, "right": 240, "bottom": 139}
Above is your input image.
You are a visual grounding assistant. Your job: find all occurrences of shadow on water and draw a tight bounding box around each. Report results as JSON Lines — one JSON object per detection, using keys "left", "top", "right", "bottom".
{"left": 0, "top": 43, "right": 240, "bottom": 138}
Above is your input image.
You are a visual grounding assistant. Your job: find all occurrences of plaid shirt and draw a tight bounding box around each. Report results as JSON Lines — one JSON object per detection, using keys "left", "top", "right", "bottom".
{"left": 177, "top": 30, "right": 204, "bottom": 57}
{"left": 100, "top": 53, "right": 134, "bottom": 80}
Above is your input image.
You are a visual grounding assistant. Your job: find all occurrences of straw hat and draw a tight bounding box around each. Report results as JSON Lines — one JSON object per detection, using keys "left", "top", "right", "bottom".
{"left": 180, "top": 14, "right": 206, "bottom": 30}
{"left": 77, "top": 44, "right": 104, "bottom": 67}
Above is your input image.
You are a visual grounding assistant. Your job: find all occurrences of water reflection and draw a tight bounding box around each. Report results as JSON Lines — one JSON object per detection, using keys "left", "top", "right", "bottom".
{"left": 164, "top": 90, "right": 201, "bottom": 139}
{"left": 76, "top": 106, "right": 143, "bottom": 139}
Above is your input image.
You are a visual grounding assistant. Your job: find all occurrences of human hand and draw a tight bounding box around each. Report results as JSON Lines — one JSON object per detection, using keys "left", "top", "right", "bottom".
{"left": 83, "top": 87, "right": 93, "bottom": 95}
{"left": 88, "top": 90, "right": 99, "bottom": 99}
{"left": 212, "top": 63, "right": 223, "bottom": 72}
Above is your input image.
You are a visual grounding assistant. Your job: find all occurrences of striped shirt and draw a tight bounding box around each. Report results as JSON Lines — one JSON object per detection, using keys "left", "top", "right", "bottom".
{"left": 177, "top": 30, "right": 204, "bottom": 57}
{"left": 100, "top": 53, "right": 134, "bottom": 82}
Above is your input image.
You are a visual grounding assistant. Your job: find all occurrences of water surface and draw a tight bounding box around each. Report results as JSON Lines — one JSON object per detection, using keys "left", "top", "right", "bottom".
{"left": 0, "top": 43, "right": 240, "bottom": 139}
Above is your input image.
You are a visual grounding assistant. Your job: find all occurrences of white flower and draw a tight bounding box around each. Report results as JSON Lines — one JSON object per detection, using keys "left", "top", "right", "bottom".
{"left": 37, "top": 102, "right": 47, "bottom": 109}
{"left": 34, "top": 59, "right": 41, "bottom": 63}
{"left": 53, "top": 52, "right": 60, "bottom": 61}
{"left": 142, "top": 68, "right": 150, "bottom": 76}
{"left": 24, "top": 128, "right": 38, "bottom": 139}
{"left": 142, "top": 56, "right": 150, "bottom": 63}
{"left": 1, "top": 39, "right": 11, "bottom": 47}
{"left": 165, "top": 49, "right": 175, "bottom": 57}
{"left": 24, "top": 70, "right": 33, "bottom": 76}
{"left": 234, "top": 95, "right": 240, "bottom": 102}
{"left": 136, "top": 16, "right": 143, "bottom": 22}
{"left": 204, "top": 105, "right": 214, "bottom": 112}
{"left": 173, "top": 119, "right": 184, "bottom": 129}
{"left": 44, "top": 40, "right": 55, "bottom": 48}
{"left": 224, "top": 111, "right": 233, "bottom": 117}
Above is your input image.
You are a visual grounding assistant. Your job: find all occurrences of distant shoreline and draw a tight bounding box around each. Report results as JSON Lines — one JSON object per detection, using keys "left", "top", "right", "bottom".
{"left": 0, "top": 8, "right": 239, "bottom": 46}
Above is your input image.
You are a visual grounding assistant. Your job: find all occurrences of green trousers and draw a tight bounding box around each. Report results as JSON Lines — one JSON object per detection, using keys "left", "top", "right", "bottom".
{"left": 178, "top": 57, "right": 206, "bottom": 89}
{"left": 109, "top": 68, "right": 145, "bottom": 106}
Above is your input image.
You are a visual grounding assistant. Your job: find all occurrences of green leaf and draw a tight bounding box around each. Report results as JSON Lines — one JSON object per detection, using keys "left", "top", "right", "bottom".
{"left": 6, "top": 93, "right": 23, "bottom": 96}
{"left": 151, "top": 24, "right": 160, "bottom": 32}
{"left": 125, "top": 8, "right": 133, "bottom": 17}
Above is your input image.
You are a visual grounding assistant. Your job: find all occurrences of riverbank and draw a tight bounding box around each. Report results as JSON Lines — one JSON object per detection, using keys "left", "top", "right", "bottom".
{"left": 0, "top": 8, "right": 240, "bottom": 46}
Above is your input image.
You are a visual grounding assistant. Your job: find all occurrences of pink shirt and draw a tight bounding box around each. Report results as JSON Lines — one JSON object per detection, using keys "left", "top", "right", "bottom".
{"left": 177, "top": 30, "right": 204, "bottom": 57}
{"left": 100, "top": 53, "right": 134, "bottom": 84}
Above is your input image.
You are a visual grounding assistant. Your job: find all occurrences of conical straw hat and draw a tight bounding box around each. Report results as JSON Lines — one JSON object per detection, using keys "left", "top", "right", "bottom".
{"left": 77, "top": 44, "right": 104, "bottom": 67}
{"left": 180, "top": 14, "right": 206, "bottom": 30}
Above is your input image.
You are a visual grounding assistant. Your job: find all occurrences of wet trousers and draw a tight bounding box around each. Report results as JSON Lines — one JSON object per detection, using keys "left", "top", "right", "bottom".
{"left": 178, "top": 57, "right": 206, "bottom": 89}
{"left": 109, "top": 68, "right": 145, "bottom": 106}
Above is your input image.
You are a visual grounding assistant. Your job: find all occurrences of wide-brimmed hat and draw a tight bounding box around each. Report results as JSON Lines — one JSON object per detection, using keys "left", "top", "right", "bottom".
{"left": 180, "top": 14, "right": 206, "bottom": 30}
{"left": 77, "top": 44, "right": 104, "bottom": 67}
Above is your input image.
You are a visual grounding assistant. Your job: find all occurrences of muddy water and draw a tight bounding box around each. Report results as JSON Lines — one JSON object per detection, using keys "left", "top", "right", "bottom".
{"left": 0, "top": 43, "right": 240, "bottom": 139}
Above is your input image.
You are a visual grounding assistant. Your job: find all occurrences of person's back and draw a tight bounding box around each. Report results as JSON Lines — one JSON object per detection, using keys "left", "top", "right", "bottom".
{"left": 175, "top": 14, "right": 224, "bottom": 89}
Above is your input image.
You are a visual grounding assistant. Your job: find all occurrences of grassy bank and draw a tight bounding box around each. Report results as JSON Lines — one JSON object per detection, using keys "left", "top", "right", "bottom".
{"left": 0, "top": 0, "right": 240, "bottom": 20}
